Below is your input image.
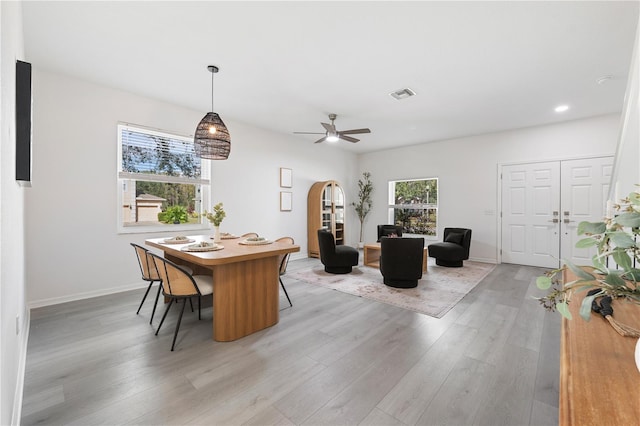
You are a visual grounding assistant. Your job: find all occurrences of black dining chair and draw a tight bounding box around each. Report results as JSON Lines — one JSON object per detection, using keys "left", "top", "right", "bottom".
{"left": 148, "top": 252, "right": 213, "bottom": 351}
{"left": 131, "top": 243, "right": 162, "bottom": 324}
{"left": 275, "top": 236, "right": 294, "bottom": 307}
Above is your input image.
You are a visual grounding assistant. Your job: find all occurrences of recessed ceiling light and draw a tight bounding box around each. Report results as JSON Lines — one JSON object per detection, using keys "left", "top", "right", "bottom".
{"left": 555, "top": 105, "right": 569, "bottom": 113}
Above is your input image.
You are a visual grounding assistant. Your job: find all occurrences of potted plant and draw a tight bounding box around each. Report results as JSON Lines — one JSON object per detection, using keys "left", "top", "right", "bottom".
{"left": 352, "top": 172, "right": 373, "bottom": 247}
{"left": 204, "top": 202, "right": 226, "bottom": 242}
{"left": 537, "top": 186, "right": 640, "bottom": 321}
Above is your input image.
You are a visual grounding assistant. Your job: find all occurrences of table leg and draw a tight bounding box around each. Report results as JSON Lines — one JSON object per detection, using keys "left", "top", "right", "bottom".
{"left": 212, "top": 256, "right": 279, "bottom": 342}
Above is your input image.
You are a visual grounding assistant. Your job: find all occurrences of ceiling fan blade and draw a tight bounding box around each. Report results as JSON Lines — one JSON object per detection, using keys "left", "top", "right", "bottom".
{"left": 293, "top": 131, "right": 325, "bottom": 135}
{"left": 339, "top": 128, "right": 371, "bottom": 135}
{"left": 321, "top": 122, "right": 336, "bottom": 133}
{"left": 340, "top": 135, "right": 360, "bottom": 143}
{"left": 313, "top": 137, "right": 326, "bottom": 144}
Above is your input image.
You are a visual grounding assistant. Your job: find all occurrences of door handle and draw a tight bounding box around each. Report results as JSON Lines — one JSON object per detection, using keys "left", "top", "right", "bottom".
{"left": 563, "top": 218, "right": 575, "bottom": 224}
{"left": 548, "top": 218, "right": 559, "bottom": 223}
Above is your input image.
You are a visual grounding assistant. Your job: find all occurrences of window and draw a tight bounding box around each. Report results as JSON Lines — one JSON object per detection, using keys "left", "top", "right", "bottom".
{"left": 388, "top": 178, "right": 438, "bottom": 237}
{"left": 117, "top": 123, "right": 210, "bottom": 233}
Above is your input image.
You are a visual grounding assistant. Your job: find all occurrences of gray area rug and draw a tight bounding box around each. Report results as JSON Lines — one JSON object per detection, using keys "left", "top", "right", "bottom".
{"left": 289, "top": 259, "right": 496, "bottom": 318}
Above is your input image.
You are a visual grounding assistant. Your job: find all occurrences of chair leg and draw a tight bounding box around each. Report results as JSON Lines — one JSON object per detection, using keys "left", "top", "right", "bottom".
{"left": 136, "top": 281, "right": 154, "bottom": 315}
{"left": 155, "top": 299, "right": 174, "bottom": 336}
{"left": 198, "top": 296, "right": 202, "bottom": 320}
{"left": 280, "top": 277, "right": 292, "bottom": 307}
{"left": 171, "top": 298, "right": 188, "bottom": 351}
{"left": 150, "top": 283, "right": 162, "bottom": 324}
{"left": 188, "top": 298, "right": 194, "bottom": 312}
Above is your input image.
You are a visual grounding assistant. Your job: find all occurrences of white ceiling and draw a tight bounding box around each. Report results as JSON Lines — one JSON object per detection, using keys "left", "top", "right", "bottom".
{"left": 22, "top": 1, "right": 639, "bottom": 154}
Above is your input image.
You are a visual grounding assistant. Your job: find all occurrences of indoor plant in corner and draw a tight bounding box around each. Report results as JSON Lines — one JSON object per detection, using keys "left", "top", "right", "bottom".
{"left": 352, "top": 172, "right": 373, "bottom": 248}
{"left": 536, "top": 186, "right": 640, "bottom": 369}
{"left": 204, "top": 202, "right": 226, "bottom": 243}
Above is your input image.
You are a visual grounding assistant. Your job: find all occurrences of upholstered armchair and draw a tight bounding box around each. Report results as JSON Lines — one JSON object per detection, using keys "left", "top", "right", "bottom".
{"left": 380, "top": 237, "right": 425, "bottom": 288}
{"left": 317, "top": 229, "right": 359, "bottom": 274}
{"left": 428, "top": 228, "right": 472, "bottom": 267}
{"left": 377, "top": 224, "right": 403, "bottom": 242}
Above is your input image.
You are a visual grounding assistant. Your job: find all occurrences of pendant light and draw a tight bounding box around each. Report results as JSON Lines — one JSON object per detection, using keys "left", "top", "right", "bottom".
{"left": 194, "top": 65, "right": 231, "bottom": 159}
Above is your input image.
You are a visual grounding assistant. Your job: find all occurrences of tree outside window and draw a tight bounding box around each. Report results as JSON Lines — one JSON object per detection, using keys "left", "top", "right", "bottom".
{"left": 117, "top": 124, "right": 210, "bottom": 233}
{"left": 388, "top": 178, "right": 438, "bottom": 236}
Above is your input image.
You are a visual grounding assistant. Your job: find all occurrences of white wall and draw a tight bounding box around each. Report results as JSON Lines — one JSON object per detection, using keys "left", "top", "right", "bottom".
{"left": 0, "top": 2, "right": 29, "bottom": 424}
{"left": 611, "top": 16, "right": 639, "bottom": 199}
{"left": 25, "top": 69, "right": 358, "bottom": 307}
{"left": 358, "top": 114, "right": 621, "bottom": 263}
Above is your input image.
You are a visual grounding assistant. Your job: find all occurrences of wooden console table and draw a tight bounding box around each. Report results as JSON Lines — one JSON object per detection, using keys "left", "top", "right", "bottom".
{"left": 560, "top": 269, "right": 640, "bottom": 425}
{"left": 363, "top": 242, "right": 428, "bottom": 272}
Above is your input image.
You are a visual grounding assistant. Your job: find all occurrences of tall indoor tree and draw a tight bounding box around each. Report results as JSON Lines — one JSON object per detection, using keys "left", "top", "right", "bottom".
{"left": 352, "top": 172, "right": 373, "bottom": 245}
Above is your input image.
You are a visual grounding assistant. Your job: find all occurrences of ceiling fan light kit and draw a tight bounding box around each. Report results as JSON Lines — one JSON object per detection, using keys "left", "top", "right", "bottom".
{"left": 194, "top": 65, "right": 231, "bottom": 160}
{"left": 294, "top": 113, "right": 371, "bottom": 144}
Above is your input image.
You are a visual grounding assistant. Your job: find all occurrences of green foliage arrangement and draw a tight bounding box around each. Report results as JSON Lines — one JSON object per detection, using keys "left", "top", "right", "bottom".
{"left": 162, "top": 205, "right": 188, "bottom": 224}
{"left": 352, "top": 172, "right": 373, "bottom": 243}
{"left": 536, "top": 186, "right": 640, "bottom": 320}
{"left": 204, "top": 202, "right": 226, "bottom": 226}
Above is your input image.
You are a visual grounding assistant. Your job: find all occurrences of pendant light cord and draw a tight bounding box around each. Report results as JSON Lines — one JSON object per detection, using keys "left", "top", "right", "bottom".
{"left": 211, "top": 69, "right": 214, "bottom": 113}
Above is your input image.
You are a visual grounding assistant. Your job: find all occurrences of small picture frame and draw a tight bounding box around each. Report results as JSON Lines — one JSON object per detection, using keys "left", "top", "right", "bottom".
{"left": 280, "top": 191, "right": 292, "bottom": 211}
{"left": 280, "top": 167, "right": 292, "bottom": 188}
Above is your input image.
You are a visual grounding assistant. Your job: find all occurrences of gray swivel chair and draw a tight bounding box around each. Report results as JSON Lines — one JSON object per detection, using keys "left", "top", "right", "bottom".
{"left": 428, "top": 228, "right": 472, "bottom": 267}
{"left": 377, "top": 224, "right": 403, "bottom": 242}
{"left": 317, "top": 229, "right": 359, "bottom": 274}
{"left": 380, "top": 237, "right": 425, "bottom": 288}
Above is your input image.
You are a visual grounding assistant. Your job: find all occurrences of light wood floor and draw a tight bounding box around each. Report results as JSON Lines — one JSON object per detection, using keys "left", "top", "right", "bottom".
{"left": 21, "top": 258, "right": 560, "bottom": 426}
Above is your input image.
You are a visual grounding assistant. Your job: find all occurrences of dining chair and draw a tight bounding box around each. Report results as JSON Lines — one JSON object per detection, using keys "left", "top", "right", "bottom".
{"left": 148, "top": 252, "right": 213, "bottom": 351}
{"left": 275, "top": 236, "right": 294, "bottom": 307}
{"left": 241, "top": 232, "right": 259, "bottom": 238}
{"left": 131, "top": 243, "right": 163, "bottom": 324}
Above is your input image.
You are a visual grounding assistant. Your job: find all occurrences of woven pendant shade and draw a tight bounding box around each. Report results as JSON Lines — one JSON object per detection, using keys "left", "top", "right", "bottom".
{"left": 194, "top": 112, "right": 231, "bottom": 160}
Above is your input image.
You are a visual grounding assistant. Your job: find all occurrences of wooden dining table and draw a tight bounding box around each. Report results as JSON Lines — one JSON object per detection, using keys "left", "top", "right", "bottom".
{"left": 145, "top": 235, "right": 299, "bottom": 342}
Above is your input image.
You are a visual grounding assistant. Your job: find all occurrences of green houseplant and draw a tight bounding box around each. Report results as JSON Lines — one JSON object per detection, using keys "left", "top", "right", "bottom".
{"left": 203, "top": 202, "right": 226, "bottom": 242}
{"left": 352, "top": 172, "right": 373, "bottom": 245}
{"left": 537, "top": 186, "right": 640, "bottom": 321}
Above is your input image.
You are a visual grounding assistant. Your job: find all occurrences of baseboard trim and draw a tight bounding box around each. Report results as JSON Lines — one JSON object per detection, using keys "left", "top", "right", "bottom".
{"left": 12, "top": 309, "right": 30, "bottom": 425}
{"left": 468, "top": 256, "right": 497, "bottom": 264}
{"left": 28, "top": 282, "right": 146, "bottom": 309}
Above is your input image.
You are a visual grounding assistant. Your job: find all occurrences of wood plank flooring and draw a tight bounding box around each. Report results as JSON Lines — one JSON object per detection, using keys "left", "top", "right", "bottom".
{"left": 21, "top": 258, "right": 560, "bottom": 425}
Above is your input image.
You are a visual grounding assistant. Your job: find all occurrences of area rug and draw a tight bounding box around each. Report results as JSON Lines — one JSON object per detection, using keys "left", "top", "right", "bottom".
{"left": 289, "top": 260, "right": 496, "bottom": 318}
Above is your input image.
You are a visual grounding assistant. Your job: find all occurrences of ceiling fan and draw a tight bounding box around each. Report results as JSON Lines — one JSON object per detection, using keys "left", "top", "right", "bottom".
{"left": 294, "top": 113, "right": 371, "bottom": 143}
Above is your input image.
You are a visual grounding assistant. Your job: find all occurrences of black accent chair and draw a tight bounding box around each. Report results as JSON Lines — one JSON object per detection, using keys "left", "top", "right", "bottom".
{"left": 317, "top": 229, "right": 359, "bottom": 274}
{"left": 377, "top": 224, "right": 403, "bottom": 242}
{"left": 428, "top": 228, "right": 472, "bottom": 267}
{"left": 380, "top": 237, "right": 425, "bottom": 288}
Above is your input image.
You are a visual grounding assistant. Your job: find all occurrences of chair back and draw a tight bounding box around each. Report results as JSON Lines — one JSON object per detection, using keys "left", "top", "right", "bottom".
{"left": 148, "top": 253, "right": 201, "bottom": 297}
{"left": 275, "top": 236, "right": 294, "bottom": 276}
{"left": 131, "top": 243, "right": 159, "bottom": 281}
{"left": 443, "top": 228, "right": 472, "bottom": 258}
{"left": 377, "top": 224, "right": 403, "bottom": 242}
{"left": 317, "top": 228, "right": 336, "bottom": 259}
{"left": 380, "top": 237, "right": 425, "bottom": 280}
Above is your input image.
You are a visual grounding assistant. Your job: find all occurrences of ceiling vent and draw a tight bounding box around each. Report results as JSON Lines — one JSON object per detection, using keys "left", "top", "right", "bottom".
{"left": 389, "top": 88, "right": 416, "bottom": 100}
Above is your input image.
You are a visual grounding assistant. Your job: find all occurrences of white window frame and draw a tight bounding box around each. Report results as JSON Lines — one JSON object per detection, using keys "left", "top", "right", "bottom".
{"left": 117, "top": 123, "right": 210, "bottom": 234}
{"left": 388, "top": 177, "right": 439, "bottom": 239}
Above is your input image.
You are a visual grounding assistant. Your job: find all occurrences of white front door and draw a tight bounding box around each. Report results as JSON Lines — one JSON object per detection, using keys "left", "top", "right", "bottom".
{"left": 501, "top": 162, "right": 560, "bottom": 268}
{"left": 501, "top": 156, "right": 613, "bottom": 268}
{"left": 560, "top": 157, "right": 613, "bottom": 266}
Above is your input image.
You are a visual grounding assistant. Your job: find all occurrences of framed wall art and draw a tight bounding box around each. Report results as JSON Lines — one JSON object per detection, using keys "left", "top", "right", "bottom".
{"left": 280, "top": 191, "right": 292, "bottom": 211}
{"left": 280, "top": 167, "right": 292, "bottom": 188}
